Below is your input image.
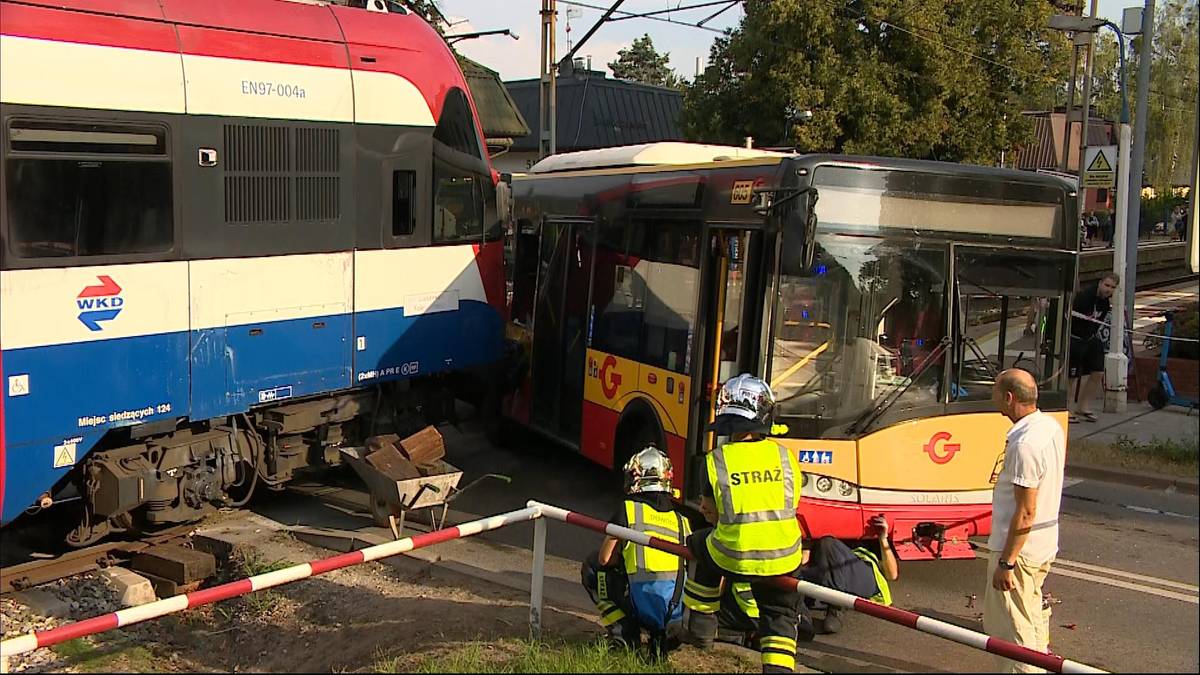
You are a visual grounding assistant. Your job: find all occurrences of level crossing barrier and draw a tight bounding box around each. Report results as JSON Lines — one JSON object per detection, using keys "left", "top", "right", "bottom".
{"left": 1, "top": 501, "right": 1107, "bottom": 673}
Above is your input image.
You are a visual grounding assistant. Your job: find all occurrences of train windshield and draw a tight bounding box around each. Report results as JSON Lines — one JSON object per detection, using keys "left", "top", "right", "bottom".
{"left": 767, "top": 164, "right": 1073, "bottom": 438}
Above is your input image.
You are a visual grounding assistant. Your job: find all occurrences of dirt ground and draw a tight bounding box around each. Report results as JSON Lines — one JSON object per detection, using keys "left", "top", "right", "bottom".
{"left": 39, "top": 532, "right": 756, "bottom": 673}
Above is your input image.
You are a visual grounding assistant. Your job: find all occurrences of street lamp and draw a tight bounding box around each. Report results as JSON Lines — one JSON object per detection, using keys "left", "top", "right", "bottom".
{"left": 1049, "top": 14, "right": 1133, "bottom": 412}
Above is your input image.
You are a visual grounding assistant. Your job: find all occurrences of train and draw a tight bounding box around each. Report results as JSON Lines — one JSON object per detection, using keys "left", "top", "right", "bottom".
{"left": 0, "top": 0, "right": 507, "bottom": 545}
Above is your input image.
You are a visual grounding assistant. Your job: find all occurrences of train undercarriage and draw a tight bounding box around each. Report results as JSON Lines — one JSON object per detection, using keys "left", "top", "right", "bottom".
{"left": 35, "top": 378, "right": 463, "bottom": 548}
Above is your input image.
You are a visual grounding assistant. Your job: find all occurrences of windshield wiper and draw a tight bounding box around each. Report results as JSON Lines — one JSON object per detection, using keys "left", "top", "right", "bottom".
{"left": 961, "top": 336, "right": 999, "bottom": 379}
{"left": 848, "top": 336, "right": 952, "bottom": 435}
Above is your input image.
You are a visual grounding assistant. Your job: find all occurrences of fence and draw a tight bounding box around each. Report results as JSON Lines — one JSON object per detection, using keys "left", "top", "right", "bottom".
{"left": 0, "top": 501, "right": 1106, "bottom": 674}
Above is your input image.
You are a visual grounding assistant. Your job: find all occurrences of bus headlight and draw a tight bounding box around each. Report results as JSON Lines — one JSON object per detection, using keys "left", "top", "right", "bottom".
{"left": 801, "top": 474, "right": 860, "bottom": 503}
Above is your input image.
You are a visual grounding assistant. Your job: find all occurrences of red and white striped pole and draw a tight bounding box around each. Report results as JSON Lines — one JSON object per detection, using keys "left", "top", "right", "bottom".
{"left": 0, "top": 506, "right": 542, "bottom": 659}
{"left": 529, "top": 500, "right": 1107, "bottom": 675}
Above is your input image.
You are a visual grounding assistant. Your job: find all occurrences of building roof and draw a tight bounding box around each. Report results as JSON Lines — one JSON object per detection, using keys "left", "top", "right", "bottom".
{"left": 1016, "top": 111, "right": 1115, "bottom": 172}
{"left": 527, "top": 142, "right": 790, "bottom": 173}
{"left": 504, "top": 70, "right": 683, "bottom": 152}
{"left": 458, "top": 55, "right": 530, "bottom": 141}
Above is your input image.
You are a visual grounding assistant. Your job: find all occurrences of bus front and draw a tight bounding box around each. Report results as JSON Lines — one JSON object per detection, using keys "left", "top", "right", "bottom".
{"left": 764, "top": 157, "right": 1078, "bottom": 560}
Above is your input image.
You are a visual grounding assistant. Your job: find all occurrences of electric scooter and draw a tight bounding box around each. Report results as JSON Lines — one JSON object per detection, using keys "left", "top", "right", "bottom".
{"left": 1147, "top": 311, "right": 1200, "bottom": 413}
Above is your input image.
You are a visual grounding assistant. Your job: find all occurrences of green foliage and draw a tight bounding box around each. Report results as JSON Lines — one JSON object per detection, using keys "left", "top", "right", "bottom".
{"left": 1085, "top": 0, "right": 1198, "bottom": 193}
{"left": 608, "top": 34, "right": 683, "bottom": 89}
{"left": 1141, "top": 0, "right": 1198, "bottom": 193}
{"left": 1112, "top": 433, "right": 1199, "bottom": 464}
{"left": 681, "top": 0, "right": 1071, "bottom": 162}
{"left": 396, "top": 639, "right": 674, "bottom": 674}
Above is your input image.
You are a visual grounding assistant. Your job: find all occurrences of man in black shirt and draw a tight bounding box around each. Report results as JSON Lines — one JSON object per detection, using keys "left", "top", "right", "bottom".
{"left": 1069, "top": 273, "right": 1119, "bottom": 421}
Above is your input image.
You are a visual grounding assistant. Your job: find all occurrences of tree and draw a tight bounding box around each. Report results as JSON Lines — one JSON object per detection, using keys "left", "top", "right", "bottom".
{"left": 1084, "top": 0, "right": 1197, "bottom": 193}
{"left": 681, "top": 0, "right": 1072, "bottom": 164}
{"left": 608, "top": 34, "right": 683, "bottom": 88}
{"left": 1141, "top": 0, "right": 1198, "bottom": 193}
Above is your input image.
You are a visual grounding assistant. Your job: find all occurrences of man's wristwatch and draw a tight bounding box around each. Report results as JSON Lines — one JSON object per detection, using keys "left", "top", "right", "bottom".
{"left": 998, "top": 559, "right": 1017, "bottom": 571}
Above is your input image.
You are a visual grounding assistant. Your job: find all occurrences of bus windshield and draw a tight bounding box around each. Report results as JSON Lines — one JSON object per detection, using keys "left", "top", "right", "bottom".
{"left": 770, "top": 235, "right": 947, "bottom": 436}
{"left": 766, "top": 164, "right": 1074, "bottom": 438}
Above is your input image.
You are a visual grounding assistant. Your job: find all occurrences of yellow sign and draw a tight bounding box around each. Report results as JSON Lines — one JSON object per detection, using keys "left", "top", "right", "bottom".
{"left": 1082, "top": 145, "right": 1116, "bottom": 188}
{"left": 730, "top": 180, "right": 754, "bottom": 204}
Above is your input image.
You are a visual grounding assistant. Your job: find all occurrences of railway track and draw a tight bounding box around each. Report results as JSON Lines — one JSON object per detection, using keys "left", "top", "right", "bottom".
{"left": 0, "top": 525, "right": 195, "bottom": 595}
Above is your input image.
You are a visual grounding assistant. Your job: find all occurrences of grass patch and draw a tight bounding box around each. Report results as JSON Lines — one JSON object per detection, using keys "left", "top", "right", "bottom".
{"left": 1071, "top": 434, "right": 1199, "bottom": 477}
{"left": 51, "top": 638, "right": 159, "bottom": 673}
{"left": 384, "top": 639, "right": 676, "bottom": 674}
{"left": 225, "top": 550, "right": 292, "bottom": 618}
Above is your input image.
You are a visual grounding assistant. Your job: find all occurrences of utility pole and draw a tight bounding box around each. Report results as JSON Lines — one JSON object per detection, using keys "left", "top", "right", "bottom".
{"left": 1077, "top": 0, "right": 1098, "bottom": 220}
{"left": 538, "top": 0, "right": 557, "bottom": 159}
{"left": 1061, "top": 44, "right": 1080, "bottom": 172}
{"left": 1123, "top": 0, "right": 1154, "bottom": 359}
{"left": 1190, "top": 85, "right": 1199, "bottom": 274}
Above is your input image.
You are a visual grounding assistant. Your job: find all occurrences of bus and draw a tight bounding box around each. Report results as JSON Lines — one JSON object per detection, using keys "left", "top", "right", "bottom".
{"left": 499, "top": 142, "right": 1078, "bottom": 559}
{"left": 0, "top": 0, "right": 506, "bottom": 544}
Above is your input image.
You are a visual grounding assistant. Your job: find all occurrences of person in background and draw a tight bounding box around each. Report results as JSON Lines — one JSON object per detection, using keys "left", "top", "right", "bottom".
{"left": 985, "top": 369, "right": 1066, "bottom": 673}
{"left": 1068, "top": 273, "right": 1118, "bottom": 423}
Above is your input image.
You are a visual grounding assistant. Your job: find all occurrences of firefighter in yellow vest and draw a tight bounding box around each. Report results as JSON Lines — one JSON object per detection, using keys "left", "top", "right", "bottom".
{"left": 581, "top": 447, "right": 691, "bottom": 658}
{"left": 683, "top": 373, "right": 805, "bottom": 673}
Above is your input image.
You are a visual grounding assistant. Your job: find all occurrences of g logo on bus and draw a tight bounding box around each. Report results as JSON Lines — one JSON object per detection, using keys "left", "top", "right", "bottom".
{"left": 599, "top": 355, "right": 622, "bottom": 400}
{"left": 924, "top": 431, "right": 961, "bottom": 464}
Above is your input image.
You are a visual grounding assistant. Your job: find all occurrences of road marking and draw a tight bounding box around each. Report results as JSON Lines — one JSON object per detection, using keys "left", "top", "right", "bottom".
{"left": 1055, "top": 558, "right": 1200, "bottom": 592}
{"left": 1050, "top": 566, "right": 1199, "bottom": 605}
{"left": 1064, "top": 492, "right": 1200, "bottom": 521}
{"left": 1063, "top": 478, "right": 1084, "bottom": 489}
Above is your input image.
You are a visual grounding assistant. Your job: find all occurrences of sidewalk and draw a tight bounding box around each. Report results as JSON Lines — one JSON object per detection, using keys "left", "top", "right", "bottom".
{"left": 1066, "top": 401, "right": 1199, "bottom": 494}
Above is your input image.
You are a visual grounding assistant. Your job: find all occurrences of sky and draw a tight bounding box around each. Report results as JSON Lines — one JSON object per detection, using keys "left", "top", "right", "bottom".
{"left": 440, "top": 0, "right": 1139, "bottom": 82}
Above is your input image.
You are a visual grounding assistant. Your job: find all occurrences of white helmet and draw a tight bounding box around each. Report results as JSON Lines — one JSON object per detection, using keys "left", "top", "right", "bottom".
{"left": 623, "top": 446, "right": 673, "bottom": 494}
{"left": 714, "top": 373, "right": 776, "bottom": 427}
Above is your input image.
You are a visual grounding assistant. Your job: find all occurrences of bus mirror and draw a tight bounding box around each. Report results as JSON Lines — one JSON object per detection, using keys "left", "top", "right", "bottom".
{"left": 752, "top": 189, "right": 773, "bottom": 216}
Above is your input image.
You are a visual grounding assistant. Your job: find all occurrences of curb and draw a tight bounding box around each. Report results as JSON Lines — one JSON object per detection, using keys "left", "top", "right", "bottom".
{"left": 1065, "top": 462, "right": 1199, "bottom": 495}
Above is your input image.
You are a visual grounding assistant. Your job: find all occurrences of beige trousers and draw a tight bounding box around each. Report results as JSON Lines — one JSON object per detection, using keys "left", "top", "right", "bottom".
{"left": 983, "top": 552, "right": 1055, "bottom": 673}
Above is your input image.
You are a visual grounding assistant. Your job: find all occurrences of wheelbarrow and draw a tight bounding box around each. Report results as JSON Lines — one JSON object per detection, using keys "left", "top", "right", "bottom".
{"left": 339, "top": 446, "right": 510, "bottom": 539}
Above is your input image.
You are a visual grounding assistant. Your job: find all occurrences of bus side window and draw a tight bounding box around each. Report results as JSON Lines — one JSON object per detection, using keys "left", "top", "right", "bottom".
{"left": 638, "top": 219, "right": 701, "bottom": 374}
{"left": 5, "top": 120, "right": 173, "bottom": 259}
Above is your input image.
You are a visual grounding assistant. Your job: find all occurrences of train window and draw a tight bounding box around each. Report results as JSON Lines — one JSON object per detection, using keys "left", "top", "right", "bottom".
{"left": 433, "top": 88, "right": 482, "bottom": 159}
{"left": 432, "top": 162, "right": 484, "bottom": 243}
{"left": 392, "top": 170, "right": 416, "bottom": 236}
{"left": 5, "top": 120, "right": 173, "bottom": 259}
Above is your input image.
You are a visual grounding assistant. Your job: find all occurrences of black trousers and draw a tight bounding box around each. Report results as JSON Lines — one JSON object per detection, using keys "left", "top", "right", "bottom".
{"left": 799, "top": 536, "right": 879, "bottom": 601}
{"left": 684, "top": 528, "right": 803, "bottom": 673}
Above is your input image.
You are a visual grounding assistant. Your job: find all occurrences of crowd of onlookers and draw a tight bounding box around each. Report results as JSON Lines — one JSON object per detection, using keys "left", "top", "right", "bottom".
{"left": 1081, "top": 204, "right": 1191, "bottom": 247}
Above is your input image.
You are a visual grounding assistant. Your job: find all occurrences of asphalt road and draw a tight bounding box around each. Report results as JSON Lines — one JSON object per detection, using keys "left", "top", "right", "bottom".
{"left": 418, "top": 420, "right": 1200, "bottom": 674}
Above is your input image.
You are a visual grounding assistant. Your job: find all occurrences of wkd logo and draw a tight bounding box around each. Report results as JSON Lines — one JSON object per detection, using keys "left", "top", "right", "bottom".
{"left": 76, "top": 275, "right": 123, "bottom": 331}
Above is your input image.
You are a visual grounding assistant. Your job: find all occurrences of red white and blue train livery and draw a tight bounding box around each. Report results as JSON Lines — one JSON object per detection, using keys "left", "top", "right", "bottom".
{"left": 0, "top": 0, "right": 507, "bottom": 543}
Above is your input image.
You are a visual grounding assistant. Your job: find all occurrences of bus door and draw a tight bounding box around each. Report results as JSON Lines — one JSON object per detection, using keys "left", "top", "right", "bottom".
{"left": 689, "top": 228, "right": 765, "bottom": 490}
{"left": 528, "top": 217, "right": 596, "bottom": 440}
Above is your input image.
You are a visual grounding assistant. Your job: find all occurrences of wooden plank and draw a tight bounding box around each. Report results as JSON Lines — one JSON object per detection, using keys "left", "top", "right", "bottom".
{"left": 400, "top": 426, "right": 445, "bottom": 473}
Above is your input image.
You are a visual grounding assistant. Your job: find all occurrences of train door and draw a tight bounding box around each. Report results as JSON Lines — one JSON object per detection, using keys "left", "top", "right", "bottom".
{"left": 528, "top": 217, "right": 595, "bottom": 440}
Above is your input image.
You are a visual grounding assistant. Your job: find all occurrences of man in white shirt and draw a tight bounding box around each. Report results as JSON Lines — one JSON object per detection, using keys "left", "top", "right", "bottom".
{"left": 985, "top": 369, "right": 1066, "bottom": 673}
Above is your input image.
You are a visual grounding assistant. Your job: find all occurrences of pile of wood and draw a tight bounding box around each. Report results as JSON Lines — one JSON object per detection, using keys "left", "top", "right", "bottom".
{"left": 364, "top": 426, "right": 446, "bottom": 480}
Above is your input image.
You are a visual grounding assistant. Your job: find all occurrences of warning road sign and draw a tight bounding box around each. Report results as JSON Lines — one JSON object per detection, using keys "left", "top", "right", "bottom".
{"left": 1082, "top": 145, "right": 1117, "bottom": 188}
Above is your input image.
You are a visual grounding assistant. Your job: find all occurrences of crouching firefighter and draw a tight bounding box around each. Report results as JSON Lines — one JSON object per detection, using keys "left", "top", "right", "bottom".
{"left": 580, "top": 447, "right": 691, "bottom": 658}
{"left": 684, "top": 373, "right": 805, "bottom": 673}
